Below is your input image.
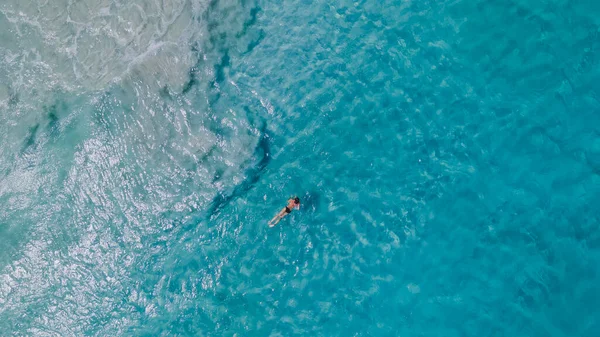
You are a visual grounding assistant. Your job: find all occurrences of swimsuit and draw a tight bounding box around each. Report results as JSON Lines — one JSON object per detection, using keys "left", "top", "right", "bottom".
{"left": 285, "top": 206, "right": 292, "bottom": 214}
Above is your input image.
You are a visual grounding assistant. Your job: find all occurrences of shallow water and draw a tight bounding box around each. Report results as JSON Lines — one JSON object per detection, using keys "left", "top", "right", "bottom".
{"left": 1, "top": 0, "right": 599, "bottom": 336}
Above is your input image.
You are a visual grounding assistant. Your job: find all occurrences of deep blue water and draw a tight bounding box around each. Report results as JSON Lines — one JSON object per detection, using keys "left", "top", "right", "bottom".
{"left": 1, "top": 0, "right": 599, "bottom": 336}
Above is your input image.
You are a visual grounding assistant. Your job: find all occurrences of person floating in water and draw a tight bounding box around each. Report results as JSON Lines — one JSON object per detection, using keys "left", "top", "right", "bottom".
{"left": 269, "top": 196, "right": 300, "bottom": 227}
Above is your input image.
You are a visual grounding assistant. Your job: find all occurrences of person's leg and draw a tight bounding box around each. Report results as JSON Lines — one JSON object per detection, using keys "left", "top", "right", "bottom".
{"left": 269, "top": 214, "right": 280, "bottom": 226}
{"left": 269, "top": 208, "right": 287, "bottom": 227}
{"left": 269, "top": 217, "right": 281, "bottom": 227}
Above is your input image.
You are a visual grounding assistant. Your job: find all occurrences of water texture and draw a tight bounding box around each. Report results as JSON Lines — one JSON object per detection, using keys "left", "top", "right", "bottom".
{"left": 1, "top": 0, "right": 599, "bottom": 336}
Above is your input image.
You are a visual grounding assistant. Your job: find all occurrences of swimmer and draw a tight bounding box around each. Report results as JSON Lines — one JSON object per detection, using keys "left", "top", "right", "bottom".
{"left": 268, "top": 196, "right": 300, "bottom": 227}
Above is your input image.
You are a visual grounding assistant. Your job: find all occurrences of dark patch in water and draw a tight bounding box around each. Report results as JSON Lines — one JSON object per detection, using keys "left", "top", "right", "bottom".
{"left": 207, "top": 123, "right": 270, "bottom": 218}
{"left": 237, "top": 5, "right": 262, "bottom": 38}
{"left": 199, "top": 145, "right": 218, "bottom": 164}
{"left": 47, "top": 105, "right": 59, "bottom": 135}
{"left": 46, "top": 100, "right": 70, "bottom": 137}
{"left": 182, "top": 67, "right": 199, "bottom": 95}
{"left": 212, "top": 167, "right": 225, "bottom": 183}
{"left": 159, "top": 85, "right": 172, "bottom": 99}
{"left": 214, "top": 50, "right": 230, "bottom": 84}
{"left": 245, "top": 125, "right": 271, "bottom": 185}
{"left": 181, "top": 45, "right": 201, "bottom": 94}
{"left": 8, "top": 91, "right": 19, "bottom": 106}
{"left": 301, "top": 191, "right": 321, "bottom": 212}
{"left": 243, "top": 30, "right": 266, "bottom": 55}
{"left": 23, "top": 124, "right": 40, "bottom": 151}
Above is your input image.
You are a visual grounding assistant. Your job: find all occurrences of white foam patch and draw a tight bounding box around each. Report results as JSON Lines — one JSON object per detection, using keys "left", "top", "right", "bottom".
{"left": 0, "top": 0, "right": 207, "bottom": 98}
{"left": 407, "top": 283, "right": 421, "bottom": 294}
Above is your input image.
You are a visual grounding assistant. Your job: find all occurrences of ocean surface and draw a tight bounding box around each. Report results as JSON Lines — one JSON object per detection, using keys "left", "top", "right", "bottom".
{"left": 1, "top": 0, "right": 599, "bottom": 336}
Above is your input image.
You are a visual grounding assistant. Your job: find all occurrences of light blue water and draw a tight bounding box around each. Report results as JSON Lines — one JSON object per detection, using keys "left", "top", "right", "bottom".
{"left": 1, "top": 0, "right": 600, "bottom": 336}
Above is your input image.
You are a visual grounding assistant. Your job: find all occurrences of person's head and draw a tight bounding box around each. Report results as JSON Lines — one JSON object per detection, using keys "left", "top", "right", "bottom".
{"left": 294, "top": 196, "right": 300, "bottom": 205}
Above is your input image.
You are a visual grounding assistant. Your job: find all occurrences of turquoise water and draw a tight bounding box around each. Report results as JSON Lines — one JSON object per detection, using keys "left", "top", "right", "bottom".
{"left": 1, "top": 0, "right": 600, "bottom": 335}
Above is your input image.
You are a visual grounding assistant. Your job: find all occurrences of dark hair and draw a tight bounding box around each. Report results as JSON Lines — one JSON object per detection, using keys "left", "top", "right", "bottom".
{"left": 294, "top": 196, "right": 300, "bottom": 204}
